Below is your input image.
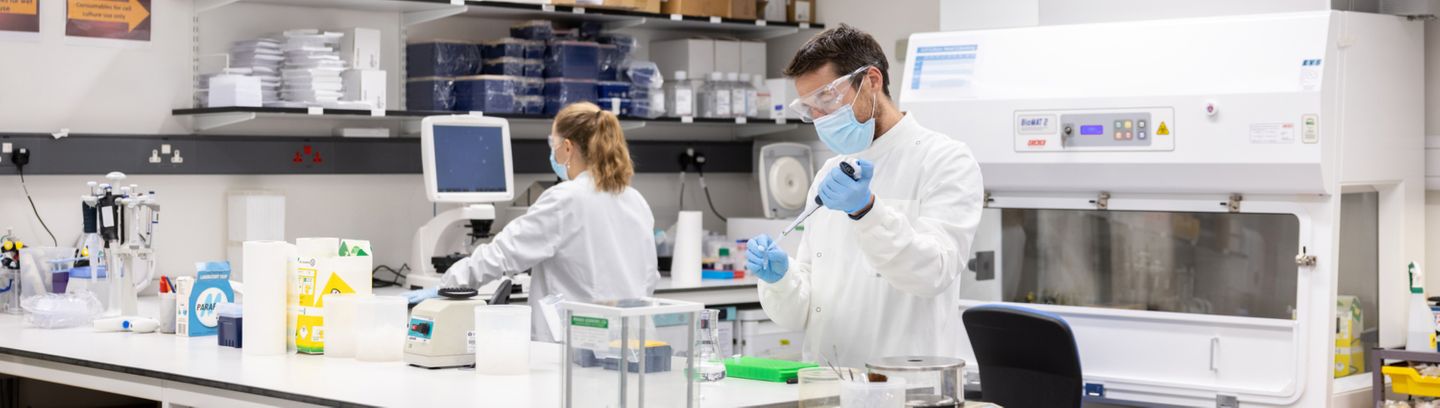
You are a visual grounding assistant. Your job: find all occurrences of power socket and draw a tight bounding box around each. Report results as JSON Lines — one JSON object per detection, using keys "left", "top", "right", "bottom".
{"left": 11, "top": 147, "right": 29, "bottom": 169}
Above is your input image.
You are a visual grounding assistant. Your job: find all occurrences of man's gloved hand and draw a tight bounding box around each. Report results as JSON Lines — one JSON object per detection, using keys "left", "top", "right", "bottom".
{"left": 818, "top": 159, "right": 875, "bottom": 215}
{"left": 746, "top": 234, "right": 790, "bottom": 284}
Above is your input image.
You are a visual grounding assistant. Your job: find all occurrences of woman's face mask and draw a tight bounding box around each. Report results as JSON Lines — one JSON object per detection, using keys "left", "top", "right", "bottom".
{"left": 549, "top": 135, "right": 570, "bottom": 181}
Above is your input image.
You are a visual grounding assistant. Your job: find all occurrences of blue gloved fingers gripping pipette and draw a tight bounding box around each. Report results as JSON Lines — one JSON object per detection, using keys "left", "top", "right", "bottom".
{"left": 780, "top": 158, "right": 863, "bottom": 238}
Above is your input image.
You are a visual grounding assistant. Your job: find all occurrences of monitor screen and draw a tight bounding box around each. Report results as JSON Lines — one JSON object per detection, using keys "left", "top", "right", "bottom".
{"left": 433, "top": 125, "right": 508, "bottom": 194}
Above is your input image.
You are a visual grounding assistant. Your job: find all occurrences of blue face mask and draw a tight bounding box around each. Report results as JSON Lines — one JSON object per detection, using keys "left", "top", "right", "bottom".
{"left": 813, "top": 85, "right": 877, "bottom": 155}
{"left": 549, "top": 149, "right": 570, "bottom": 181}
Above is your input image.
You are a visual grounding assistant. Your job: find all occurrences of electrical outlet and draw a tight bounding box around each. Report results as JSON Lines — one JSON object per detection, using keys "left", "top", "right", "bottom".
{"left": 149, "top": 149, "right": 162, "bottom": 164}
{"left": 170, "top": 149, "right": 184, "bottom": 164}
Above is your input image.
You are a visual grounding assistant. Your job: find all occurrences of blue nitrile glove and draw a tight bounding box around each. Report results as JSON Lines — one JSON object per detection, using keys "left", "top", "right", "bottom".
{"left": 818, "top": 159, "right": 875, "bottom": 214}
{"left": 404, "top": 287, "right": 439, "bottom": 304}
{"left": 746, "top": 234, "right": 789, "bottom": 284}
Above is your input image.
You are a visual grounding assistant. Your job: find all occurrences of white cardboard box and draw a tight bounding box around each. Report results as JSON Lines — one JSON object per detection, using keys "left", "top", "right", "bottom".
{"left": 342, "top": 69, "right": 387, "bottom": 110}
{"left": 651, "top": 39, "right": 715, "bottom": 79}
{"left": 740, "top": 41, "right": 766, "bottom": 77}
{"left": 713, "top": 40, "right": 741, "bottom": 76}
{"left": 340, "top": 27, "right": 382, "bottom": 70}
{"left": 208, "top": 75, "right": 262, "bottom": 108}
{"left": 766, "top": 78, "right": 797, "bottom": 119}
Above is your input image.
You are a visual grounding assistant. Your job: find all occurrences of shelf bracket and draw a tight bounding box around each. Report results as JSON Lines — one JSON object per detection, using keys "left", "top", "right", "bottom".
{"left": 194, "top": 0, "right": 240, "bottom": 14}
{"left": 735, "top": 123, "right": 798, "bottom": 138}
{"left": 604, "top": 17, "right": 648, "bottom": 31}
{"left": 192, "top": 112, "right": 257, "bottom": 131}
{"left": 404, "top": 5, "right": 468, "bottom": 27}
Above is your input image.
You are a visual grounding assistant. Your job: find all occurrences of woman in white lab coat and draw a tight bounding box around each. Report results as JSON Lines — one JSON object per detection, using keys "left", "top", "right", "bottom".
{"left": 405, "top": 102, "right": 660, "bottom": 341}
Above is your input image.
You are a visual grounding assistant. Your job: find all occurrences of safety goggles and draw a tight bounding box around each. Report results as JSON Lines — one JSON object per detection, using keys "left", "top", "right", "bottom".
{"left": 786, "top": 66, "right": 872, "bottom": 123}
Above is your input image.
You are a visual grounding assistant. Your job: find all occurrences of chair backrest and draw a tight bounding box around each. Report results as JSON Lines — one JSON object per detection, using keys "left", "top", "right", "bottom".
{"left": 962, "top": 304, "right": 1083, "bottom": 408}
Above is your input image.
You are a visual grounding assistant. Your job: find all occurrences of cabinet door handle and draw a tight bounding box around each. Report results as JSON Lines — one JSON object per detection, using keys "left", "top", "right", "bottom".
{"left": 1209, "top": 337, "right": 1220, "bottom": 372}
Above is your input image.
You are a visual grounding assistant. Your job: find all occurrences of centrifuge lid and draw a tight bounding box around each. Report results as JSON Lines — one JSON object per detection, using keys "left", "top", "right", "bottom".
{"left": 866, "top": 356, "right": 966, "bottom": 371}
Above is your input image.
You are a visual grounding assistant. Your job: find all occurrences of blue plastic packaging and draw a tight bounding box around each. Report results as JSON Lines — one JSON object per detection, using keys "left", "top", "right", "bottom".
{"left": 544, "top": 78, "right": 597, "bottom": 115}
{"left": 481, "top": 38, "right": 528, "bottom": 59}
{"left": 598, "top": 33, "right": 638, "bottom": 57}
{"left": 455, "top": 75, "right": 519, "bottom": 113}
{"left": 597, "top": 44, "right": 621, "bottom": 81}
{"left": 523, "top": 40, "right": 546, "bottom": 59}
{"left": 620, "top": 60, "right": 663, "bottom": 89}
{"left": 522, "top": 59, "right": 544, "bottom": 77}
{"left": 511, "top": 20, "right": 554, "bottom": 41}
{"left": 482, "top": 58, "right": 528, "bottom": 77}
{"left": 407, "top": 41, "right": 480, "bottom": 77}
{"left": 519, "top": 77, "right": 544, "bottom": 96}
{"left": 597, "top": 81, "right": 631, "bottom": 99}
{"left": 406, "top": 77, "right": 456, "bottom": 111}
{"left": 217, "top": 303, "right": 242, "bottom": 348}
{"left": 545, "top": 41, "right": 600, "bottom": 79}
{"left": 517, "top": 95, "right": 545, "bottom": 115}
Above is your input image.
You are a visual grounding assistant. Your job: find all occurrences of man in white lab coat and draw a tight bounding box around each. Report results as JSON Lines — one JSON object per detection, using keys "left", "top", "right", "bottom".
{"left": 747, "top": 24, "right": 985, "bottom": 367}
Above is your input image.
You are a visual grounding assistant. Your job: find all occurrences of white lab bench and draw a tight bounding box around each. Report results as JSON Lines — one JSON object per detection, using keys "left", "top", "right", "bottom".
{"left": 0, "top": 295, "right": 800, "bottom": 408}
{"left": 384, "top": 275, "right": 762, "bottom": 307}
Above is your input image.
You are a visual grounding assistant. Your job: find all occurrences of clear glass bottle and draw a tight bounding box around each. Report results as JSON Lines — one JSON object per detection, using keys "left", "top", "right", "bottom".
{"left": 665, "top": 70, "right": 695, "bottom": 118}
{"left": 741, "top": 73, "right": 760, "bottom": 118}
{"left": 727, "top": 72, "right": 746, "bottom": 118}
{"left": 700, "top": 72, "right": 731, "bottom": 119}
{"left": 752, "top": 76, "right": 773, "bottom": 119}
{"left": 694, "top": 309, "right": 727, "bottom": 382}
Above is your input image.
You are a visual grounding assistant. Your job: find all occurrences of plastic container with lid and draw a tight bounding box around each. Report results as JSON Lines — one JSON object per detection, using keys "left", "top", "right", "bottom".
{"left": 217, "top": 303, "right": 243, "bottom": 349}
{"left": 665, "top": 70, "right": 696, "bottom": 118}
{"left": 481, "top": 38, "right": 529, "bottom": 59}
{"left": 521, "top": 59, "right": 544, "bottom": 78}
{"left": 523, "top": 40, "right": 546, "bottom": 59}
{"left": 519, "top": 77, "right": 544, "bottom": 96}
{"left": 544, "top": 78, "right": 597, "bottom": 115}
{"left": 545, "top": 41, "right": 601, "bottom": 79}
{"left": 454, "top": 75, "right": 519, "bottom": 113}
{"left": 406, "top": 77, "right": 456, "bottom": 111}
{"left": 406, "top": 41, "right": 480, "bottom": 77}
{"left": 517, "top": 95, "right": 545, "bottom": 115}
{"left": 866, "top": 356, "right": 966, "bottom": 407}
{"left": 699, "top": 72, "right": 731, "bottom": 119}
{"left": 510, "top": 20, "right": 554, "bottom": 41}
{"left": 597, "top": 81, "right": 632, "bottom": 99}
{"left": 482, "top": 57, "right": 529, "bottom": 77}
{"left": 597, "top": 44, "right": 621, "bottom": 81}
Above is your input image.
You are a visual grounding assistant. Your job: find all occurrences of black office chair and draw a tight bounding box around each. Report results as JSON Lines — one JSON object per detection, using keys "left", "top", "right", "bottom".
{"left": 963, "top": 304, "right": 1084, "bottom": 408}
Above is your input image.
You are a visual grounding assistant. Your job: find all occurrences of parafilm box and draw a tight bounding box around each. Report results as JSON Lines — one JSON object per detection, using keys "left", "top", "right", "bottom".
{"left": 177, "top": 261, "right": 235, "bottom": 337}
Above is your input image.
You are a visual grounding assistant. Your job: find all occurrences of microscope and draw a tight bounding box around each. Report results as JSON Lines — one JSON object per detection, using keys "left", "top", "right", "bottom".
{"left": 407, "top": 115, "right": 515, "bottom": 290}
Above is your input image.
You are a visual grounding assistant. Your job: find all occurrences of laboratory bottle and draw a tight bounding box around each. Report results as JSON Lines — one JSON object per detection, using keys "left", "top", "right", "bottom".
{"left": 666, "top": 70, "right": 696, "bottom": 118}
{"left": 694, "top": 309, "right": 727, "bottom": 382}
{"left": 742, "top": 74, "right": 759, "bottom": 118}
{"left": 728, "top": 73, "right": 746, "bottom": 118}
{"left": 1407, "top": 262, "right": 1435, "bottom": 351}
{"left": 753, "top": 76, "right": 774, "bottom": 119}
{"left": 700, "top": 72, "right": 731, "bottom": 119}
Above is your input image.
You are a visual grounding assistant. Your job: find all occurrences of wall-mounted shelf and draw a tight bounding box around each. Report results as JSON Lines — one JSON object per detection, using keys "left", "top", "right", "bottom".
{"left": 194, "top": 0, "right": 824, "bottom": 39}
{"left": 171, "top": 107, "right": 805, "bottom": 140}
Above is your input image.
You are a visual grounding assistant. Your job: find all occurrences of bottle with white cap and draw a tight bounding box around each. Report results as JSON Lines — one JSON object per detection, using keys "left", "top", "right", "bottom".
{"left": 665, "top": 70, "right": 695, "bottom": 118}
{"left": 727, "top": 72, "right": 746, "bottom": 118}
{"left": 700, "top": 72, "right": 731, "bottom": 119}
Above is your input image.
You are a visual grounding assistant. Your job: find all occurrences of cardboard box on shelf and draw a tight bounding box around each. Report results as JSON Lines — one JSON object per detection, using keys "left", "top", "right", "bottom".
{"left": 652, "top": 38, "right": 715, "bottom": 78}
{"left": 713, "top": 39, "right": 740, "bottom": 75}
{"left": 342, "top": 69, "right": 387, "bottom": 110}
{"left": 340, "top": 27, "right": 381, "bottom": 71}
{"left": 740, "top": 41, "right": 765, "bottom": 77}
{"left": 787, "top": 0, "right": 815, "bottom": 23}
{"left": 729, "top": 0, "right": 757, "bottom": 19}
{"left": 662, "top": 0, "right": 728, "bottom": 17}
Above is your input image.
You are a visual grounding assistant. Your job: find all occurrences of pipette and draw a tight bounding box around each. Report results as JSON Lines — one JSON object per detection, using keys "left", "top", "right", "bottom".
{"left": 779, "top": 158, "right": 862, "bottom": 237}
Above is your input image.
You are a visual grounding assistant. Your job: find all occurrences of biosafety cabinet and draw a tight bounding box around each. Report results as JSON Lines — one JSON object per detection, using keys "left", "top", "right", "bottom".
{"left": 902, "top": 11, "right": 1424, "bottom": 407}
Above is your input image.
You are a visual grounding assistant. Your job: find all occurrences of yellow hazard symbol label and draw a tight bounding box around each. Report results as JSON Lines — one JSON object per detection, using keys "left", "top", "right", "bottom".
{"left": 1156, "top": 121, "right": 1170, "bottom": 136}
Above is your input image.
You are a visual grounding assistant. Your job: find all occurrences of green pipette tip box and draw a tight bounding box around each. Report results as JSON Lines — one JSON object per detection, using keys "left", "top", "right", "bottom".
{"left": 723, "top": 357, "right": 818, "bottom": 383}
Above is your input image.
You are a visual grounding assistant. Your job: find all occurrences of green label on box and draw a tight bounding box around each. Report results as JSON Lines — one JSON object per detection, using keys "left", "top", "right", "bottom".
{"left": 571, "top": 315, "right": 608, "bottom": 329}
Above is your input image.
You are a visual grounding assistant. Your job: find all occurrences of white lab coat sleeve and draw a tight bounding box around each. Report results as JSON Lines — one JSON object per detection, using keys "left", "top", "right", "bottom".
{"left": 440, "top": 188, "right": 572, "bottom": 289}
{"left": 851, "top": 142, "right": 984, "bottom": 298}
{"left": 757, "top": 232, "right": 814, "bottom": 332}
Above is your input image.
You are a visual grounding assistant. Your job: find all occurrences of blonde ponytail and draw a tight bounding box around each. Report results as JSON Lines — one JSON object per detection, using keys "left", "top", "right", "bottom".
{"left": 553, "top": 102, "right": 634, "bottom": 193}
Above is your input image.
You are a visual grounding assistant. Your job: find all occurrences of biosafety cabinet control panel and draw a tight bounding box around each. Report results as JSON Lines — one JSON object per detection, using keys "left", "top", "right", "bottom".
{"left": 1014, "top": 108, "right": 1175, "bottom": 152}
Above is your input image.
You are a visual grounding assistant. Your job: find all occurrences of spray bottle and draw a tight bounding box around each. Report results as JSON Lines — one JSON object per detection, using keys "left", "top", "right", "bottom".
{"left": 1406, "top": 262, "right": 1435, "bottom": 351}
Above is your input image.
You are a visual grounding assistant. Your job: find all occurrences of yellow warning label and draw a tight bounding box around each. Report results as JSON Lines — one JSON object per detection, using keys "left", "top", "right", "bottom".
{"left": 315, "top": 272, "right": 357, "bottom": 308}
{"left": 1156, "top": 121, "right": 1170, "bottom": 136}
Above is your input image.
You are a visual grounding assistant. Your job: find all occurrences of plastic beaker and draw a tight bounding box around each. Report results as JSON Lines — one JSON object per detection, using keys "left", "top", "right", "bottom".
{"left": 474, "top": 304, "right": 531, "bottom": 375}
{"left": 323, "top": 294, "right": 365, "bottom": 358}
{"left": 839, "top": 377, "right": 907, "bottom": 408}
{"left": 355, "top": 296, "right": 407, "bottom": 362}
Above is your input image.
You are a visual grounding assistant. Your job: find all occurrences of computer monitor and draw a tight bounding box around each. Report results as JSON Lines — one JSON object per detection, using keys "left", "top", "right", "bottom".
{"left": 421, "top": 115, "right": 515, "bottom": 204}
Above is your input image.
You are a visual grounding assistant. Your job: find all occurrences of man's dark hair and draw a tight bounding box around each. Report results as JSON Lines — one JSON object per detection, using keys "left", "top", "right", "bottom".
{"left": 784, "top": 24, "right": 891, "bottom": 97}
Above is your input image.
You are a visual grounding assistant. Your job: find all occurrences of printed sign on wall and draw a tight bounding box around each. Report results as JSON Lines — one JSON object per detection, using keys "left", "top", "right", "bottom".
{"left": 0, "top": 0, "right": 39, "bottom": 33}
{"left": 66, "top": 0, "right": 150, "bottom": 41}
